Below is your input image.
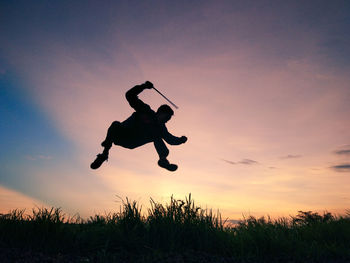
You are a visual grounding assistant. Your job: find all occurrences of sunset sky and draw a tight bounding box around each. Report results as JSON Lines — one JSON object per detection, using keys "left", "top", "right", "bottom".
{"left": 1, "top": 0, "right": 350, "bottom": 219}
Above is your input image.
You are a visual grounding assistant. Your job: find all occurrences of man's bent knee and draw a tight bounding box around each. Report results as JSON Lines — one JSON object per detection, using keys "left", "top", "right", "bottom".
{"left": 111, "top": 121, "right": 121, "bottom": 128}
{"left": 106, "top": 121, "right": 121, "bottom": 145}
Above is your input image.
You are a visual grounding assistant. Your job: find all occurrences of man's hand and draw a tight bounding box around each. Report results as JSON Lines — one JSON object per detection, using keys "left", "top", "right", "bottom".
{"left": 144, "top": 81, "right": 154, "bottom": 89}
{"left": 180, "top": 136, "right": 187, "bottom": 144}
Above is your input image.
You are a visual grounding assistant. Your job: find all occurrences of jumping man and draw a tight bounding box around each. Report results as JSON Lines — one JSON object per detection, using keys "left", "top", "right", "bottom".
{"left": 90, "top": 81, "right": 187, "bottom": 171}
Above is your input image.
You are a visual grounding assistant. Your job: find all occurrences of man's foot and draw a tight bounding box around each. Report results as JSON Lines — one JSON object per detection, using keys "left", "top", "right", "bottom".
{"left": 90, "top": 153, "right": 108, "bottom": 170}
{"left": 158, "top": 158, "right": 178, "bottom": 172}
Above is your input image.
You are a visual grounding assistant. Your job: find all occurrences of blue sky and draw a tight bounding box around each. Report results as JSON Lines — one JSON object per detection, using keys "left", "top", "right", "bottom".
{"left": 0, "top": 68, "right": 74, "bottom": 202}
{"left": 1, "top": 0, "right": 350, "bottom": 218}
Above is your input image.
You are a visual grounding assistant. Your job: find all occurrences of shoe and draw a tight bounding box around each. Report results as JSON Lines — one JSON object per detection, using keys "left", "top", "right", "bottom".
{"left": 158, "top": 158, "right": 178, "bottom": 172}
{"left": 90, "top": 153, "right": 108, "bottom": 169}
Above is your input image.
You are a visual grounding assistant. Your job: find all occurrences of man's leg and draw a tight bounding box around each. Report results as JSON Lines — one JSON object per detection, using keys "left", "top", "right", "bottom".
{"left": 154, "top": 139, "right": 177, "bottom": 172}
{"left": 101, "top": 121, "right": 121, "bottom": 155}
{"left": 91, "top": 121, "right": 121, "bottom": 170}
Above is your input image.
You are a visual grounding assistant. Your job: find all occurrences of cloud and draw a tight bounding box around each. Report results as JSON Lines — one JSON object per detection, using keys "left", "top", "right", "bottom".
{"left": 221, "top": 159, "right": 236, "bottom": 165}
{"left": 239, "top": 159, "right": 259, "bottom": 165}
{"left": 336, "top": 150, "right": 350, "bottom": 155}
{"left": 280, "top": 154, "right": 302, "bottom": 159}
{"left": 334, "top": 145, "right": 350, "bottom": 155}
{"left": 221, "top": 158, "right": 259, "bottom": 165}
{"left": 331, "top": 164, "right": 350, "bottom": 172}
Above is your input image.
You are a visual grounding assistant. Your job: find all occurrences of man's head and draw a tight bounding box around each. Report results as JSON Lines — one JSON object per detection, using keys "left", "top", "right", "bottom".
{"left": 156, "top": 104, "right": 174, "bottom": 123}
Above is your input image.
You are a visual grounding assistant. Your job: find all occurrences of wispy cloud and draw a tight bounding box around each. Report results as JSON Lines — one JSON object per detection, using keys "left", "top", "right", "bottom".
{"left": 331, "top": 164, "right": 350, "bottom": 172}
{"left": 334, "top": 145, "right": 350, "bottom": 156}
{"left": 280, "top": 154, "right": 302, "bottom": 159}
{"left": 221, "top": 159, "right": 236, "bottom": 165}
{"left": 239, "top": 159, "right": 258, "bottom": 165}
{"left": 222, "top": 158, "right": 259, "bottom": 165}
{"left": 336, "top": 150, "right": 350, "bottom": 155}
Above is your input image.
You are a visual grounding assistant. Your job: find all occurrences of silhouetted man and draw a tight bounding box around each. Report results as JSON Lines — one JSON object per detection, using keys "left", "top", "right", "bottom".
{"left": 90, "top": 81, "right": 187, "bottom": 171}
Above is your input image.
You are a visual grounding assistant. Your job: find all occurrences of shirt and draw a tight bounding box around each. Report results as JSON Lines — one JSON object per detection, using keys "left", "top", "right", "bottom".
{"left": 116, "top": 83, "right": 183, "bottom": 149}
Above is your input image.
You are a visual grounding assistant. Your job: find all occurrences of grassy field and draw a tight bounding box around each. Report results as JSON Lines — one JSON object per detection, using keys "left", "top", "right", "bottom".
{"left": 1, "top": 194, "right": 350, "bottom": 262}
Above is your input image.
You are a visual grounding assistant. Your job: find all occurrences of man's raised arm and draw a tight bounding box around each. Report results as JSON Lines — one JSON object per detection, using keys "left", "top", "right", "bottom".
{"left": 125, "top": 81, "right": 153, "bottom": 112}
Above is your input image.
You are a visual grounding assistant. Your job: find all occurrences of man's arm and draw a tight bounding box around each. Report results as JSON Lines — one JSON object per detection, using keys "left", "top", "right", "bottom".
{"left": 125, "top": 81, "right": 153, "bottom": 112}
{"left": 162, "top": 126, "right": 187, "bottom": 145}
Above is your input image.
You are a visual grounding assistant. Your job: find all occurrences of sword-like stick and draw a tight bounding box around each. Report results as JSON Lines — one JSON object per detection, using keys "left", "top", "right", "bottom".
{"left": 152, "top": 87, "right": 179, "bottom": 109}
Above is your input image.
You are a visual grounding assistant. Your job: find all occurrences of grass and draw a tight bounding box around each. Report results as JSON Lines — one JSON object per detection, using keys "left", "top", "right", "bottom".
{"left": 1, "top": 194, "right": 350, "bottom": 262}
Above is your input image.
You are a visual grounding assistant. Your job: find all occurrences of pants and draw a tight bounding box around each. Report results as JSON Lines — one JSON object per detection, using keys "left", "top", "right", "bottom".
{"left": 103, "top": 121, "right": 169, "bottom": 159}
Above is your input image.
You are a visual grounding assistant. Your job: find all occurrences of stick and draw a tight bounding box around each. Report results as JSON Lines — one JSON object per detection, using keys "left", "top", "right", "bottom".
{"left": 152, "top": 87, "right": 179, "bottom": 109}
